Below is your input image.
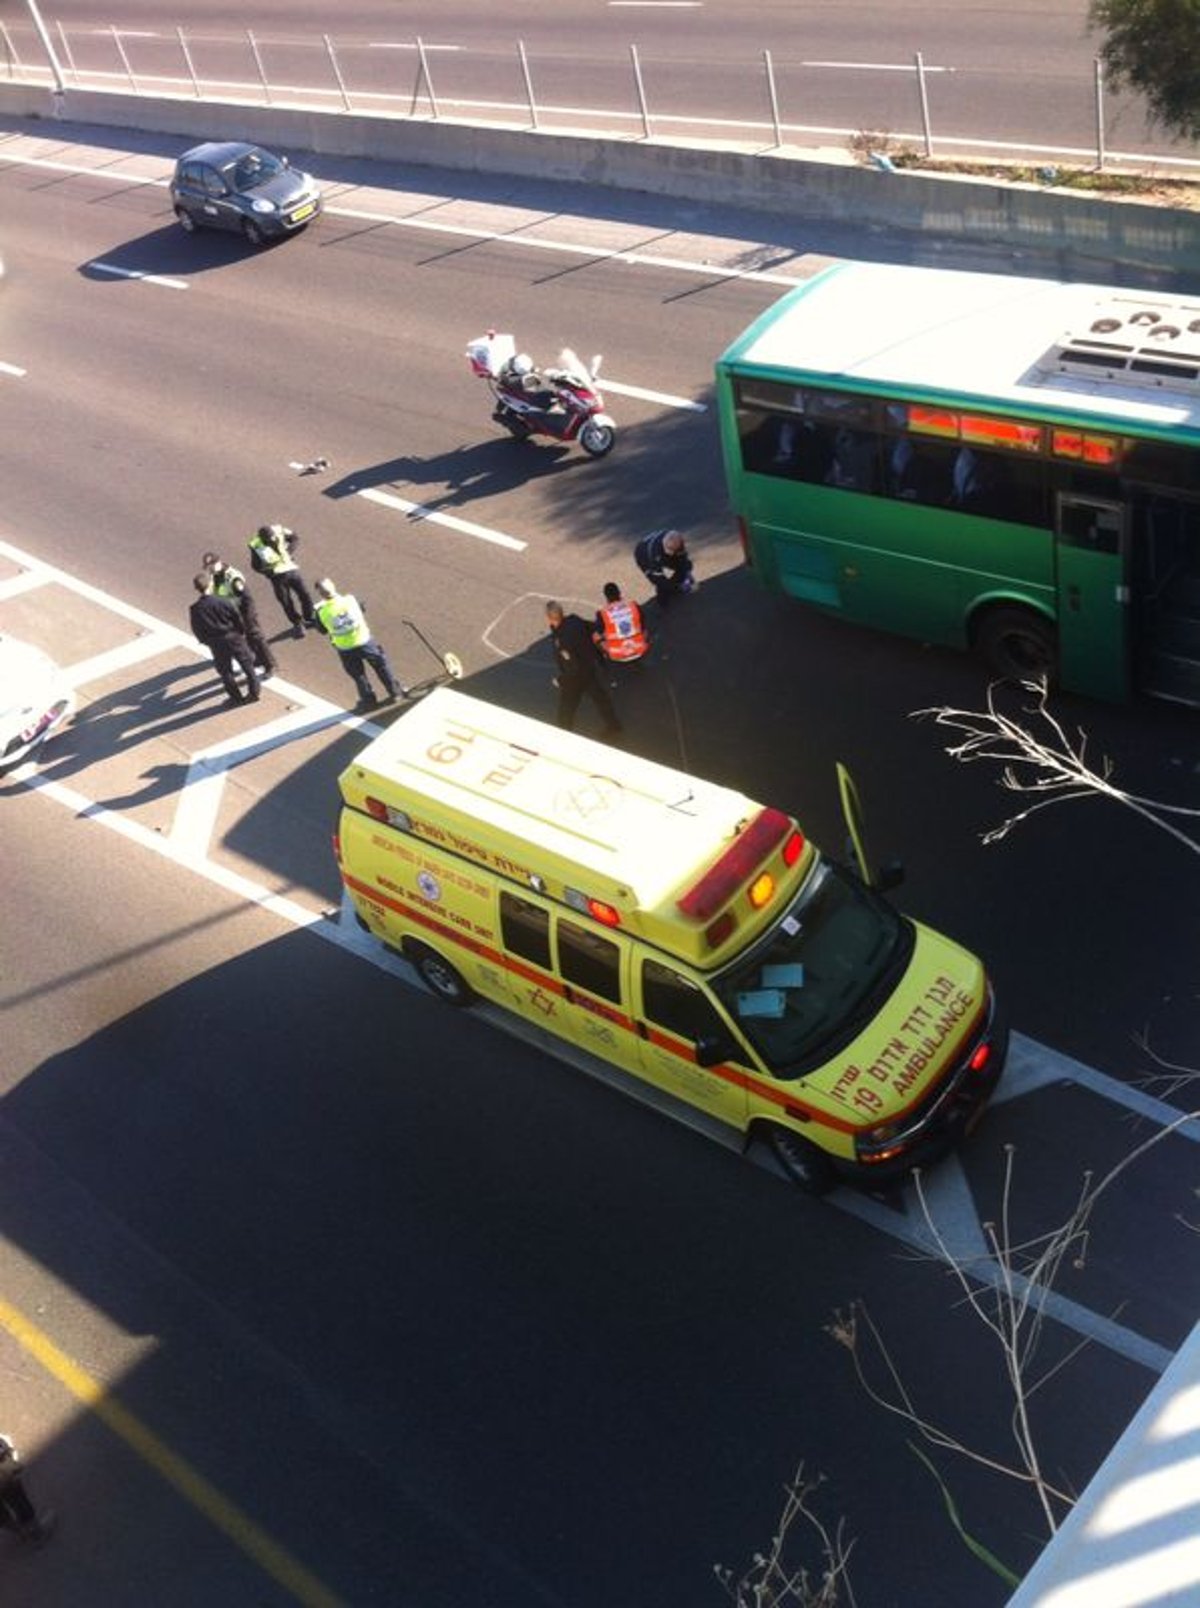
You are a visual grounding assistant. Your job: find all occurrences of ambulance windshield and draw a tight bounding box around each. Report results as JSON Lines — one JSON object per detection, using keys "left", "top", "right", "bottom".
{"left": 711, "top": 862, "right": 912, "bottom": 1077}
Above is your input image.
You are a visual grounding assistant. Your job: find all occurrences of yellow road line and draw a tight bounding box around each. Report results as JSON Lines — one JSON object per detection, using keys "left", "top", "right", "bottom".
{"left": 0, "top": 1295, "right": 345, "bottom": 1608}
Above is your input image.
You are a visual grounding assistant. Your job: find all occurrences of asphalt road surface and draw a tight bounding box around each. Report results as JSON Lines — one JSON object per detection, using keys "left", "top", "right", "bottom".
{"left": 0, "top": 121, "right": 1198, "bottom": 1606}
{"left": 4, "top": 0, "right": 1179, "bottom": 163}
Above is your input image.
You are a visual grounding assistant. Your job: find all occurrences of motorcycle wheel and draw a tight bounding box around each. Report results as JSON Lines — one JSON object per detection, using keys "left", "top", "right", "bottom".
{"left": 580, "top": 420, "right": 616, "bottom": 458}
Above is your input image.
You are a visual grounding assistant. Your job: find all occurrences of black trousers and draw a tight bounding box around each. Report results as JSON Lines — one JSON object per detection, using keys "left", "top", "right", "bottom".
{"left": 210, "top": 635, "right": 260, "bottom": 702}
{"left": 237, "top": 595, "right": 276, "bottom": 673}
{"left": 556, "top": 673, "right": 618, "bottom": 733}
{"left": 269, "top": 571, "right": 315, "bottom": 628}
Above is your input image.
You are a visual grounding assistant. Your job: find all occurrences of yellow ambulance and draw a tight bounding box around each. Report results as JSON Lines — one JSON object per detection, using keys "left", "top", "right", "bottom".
{"left": 335, "top": 688, "right": 1006, "bottom": 1193}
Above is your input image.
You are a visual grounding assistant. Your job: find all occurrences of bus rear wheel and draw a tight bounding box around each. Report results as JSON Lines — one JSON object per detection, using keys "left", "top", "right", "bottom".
{"left": 404, "top": 942, "right": 475, "bottom": 1007}
{"left": 974, "top": 607, "right": 1056, "bottom": 684}
{"left": 766, "top": 1125, "right": 836, "bottom": 1196}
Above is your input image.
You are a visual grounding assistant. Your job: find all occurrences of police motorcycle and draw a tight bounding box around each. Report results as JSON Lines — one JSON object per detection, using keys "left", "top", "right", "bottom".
{"left": 467, "top": 330, "right": 616, "bottom": 458}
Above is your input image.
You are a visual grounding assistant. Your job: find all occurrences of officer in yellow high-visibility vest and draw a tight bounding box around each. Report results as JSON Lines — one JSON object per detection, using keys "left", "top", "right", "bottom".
{"left": 313, "top": 579, "right": 403, "bottom": 708}
{"left": 202, "top": 550, "right": 276, "bottom": 676}
{"left": 247, "top": 524, "right": 316, "bottom": 639}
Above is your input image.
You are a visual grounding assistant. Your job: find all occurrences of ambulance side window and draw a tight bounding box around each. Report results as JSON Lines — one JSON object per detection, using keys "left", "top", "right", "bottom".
{"left": 499, "top": 892, "right": 551, "bottom": 970}
{"left": 641, "top": 959, "right": 731, "bottom": 1044}
{"left": 557, "top": 919, "right": 621, "bottom": 1004}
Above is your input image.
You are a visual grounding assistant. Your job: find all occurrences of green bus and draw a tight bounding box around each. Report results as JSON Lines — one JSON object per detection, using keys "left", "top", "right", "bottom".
{"left": 715, "top": 261, "right": 1200, "bottom": 706}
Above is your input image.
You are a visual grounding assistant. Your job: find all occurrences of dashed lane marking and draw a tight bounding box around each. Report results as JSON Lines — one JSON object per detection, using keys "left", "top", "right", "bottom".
{"left": 0, "top": 360, "right": 26, "bottom": 378}
{"left": 88, "top": 261, "right": 189, "bottom": 290}
{"left": 599, "top": 378, "right": 706, "bottom": 411}
{"left": 357, "top": 486, "right": 529, "bottom": 551}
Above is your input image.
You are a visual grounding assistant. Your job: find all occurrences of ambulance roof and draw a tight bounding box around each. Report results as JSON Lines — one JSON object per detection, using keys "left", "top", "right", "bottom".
{"left": 338, "top": 688, "right": 804, "bottom": 942}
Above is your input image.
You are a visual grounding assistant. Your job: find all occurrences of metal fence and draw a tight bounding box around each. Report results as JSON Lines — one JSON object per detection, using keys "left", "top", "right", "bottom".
{"left": 3, "top": 19, "right": 1198, "bottom": 176}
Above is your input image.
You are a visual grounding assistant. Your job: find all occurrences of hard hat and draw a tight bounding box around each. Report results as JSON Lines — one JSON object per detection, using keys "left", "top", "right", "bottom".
{"left": 512, "top": 353, "right": 533, "bottom": 376}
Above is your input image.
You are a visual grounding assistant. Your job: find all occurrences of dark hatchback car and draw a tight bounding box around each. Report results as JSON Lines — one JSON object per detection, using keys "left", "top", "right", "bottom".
{"left": 170, "top": 141, "right": 323, "bottom": 246}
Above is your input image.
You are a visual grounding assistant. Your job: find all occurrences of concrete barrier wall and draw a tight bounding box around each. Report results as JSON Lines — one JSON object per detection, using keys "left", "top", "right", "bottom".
{"left": 3, "top": 82, "right": 1199, "bottom": 277}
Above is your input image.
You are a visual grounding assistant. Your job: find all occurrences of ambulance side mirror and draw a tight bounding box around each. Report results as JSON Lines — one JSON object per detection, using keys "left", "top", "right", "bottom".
{"left": 696, "top": 1031, "right": 739, "bottom": 1069}
{"left": 875, "top": 859, "right": 904, "bottom": 892}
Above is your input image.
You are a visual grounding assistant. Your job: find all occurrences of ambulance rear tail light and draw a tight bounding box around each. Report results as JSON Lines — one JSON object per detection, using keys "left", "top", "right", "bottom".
{"left": 705, "top": 912, "right": 736, "bottom": 950}
{"left": 968, "top": 1043, "right": 992, "bottom": 1074}
{"left": 783, "top": 829, "right": 805, "bottom": 866}
{"left": 677, "top": 808, "right": 792, "bottom": 921}
{"left": 363, "top": 796, "right": 412, "bottom": 832}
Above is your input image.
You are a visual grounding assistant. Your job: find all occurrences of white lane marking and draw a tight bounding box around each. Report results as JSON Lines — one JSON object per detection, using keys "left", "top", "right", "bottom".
{"left": 89, "top": 261, "right": 189, "bottom": 290}
{"left": 368, "top": 42, "right": 461, "bottom": 51}
{"left": 0, "top": 568, "right": 46, "bottom": 600}
{"left": 600, "top": 378, "right": 705, "bottom": 411}
{"left": 0, "top": 361, "right": 27, "bottom": 378}
{"left": 61, "top": 632, "right": 181, "bottom": 687}
{"left": 802, "top": 59, "right": 950, "bottom": 72}
{"left": 357, "top": 487, "right": 528, "bottom": 552}
{"left": 997, "top": 1033, "right": 1200, "bottom": 1142}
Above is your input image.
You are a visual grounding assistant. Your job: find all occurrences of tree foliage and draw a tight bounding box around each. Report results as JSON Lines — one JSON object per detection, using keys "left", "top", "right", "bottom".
{"left": 1089, "top": 0, "right": 1200, "bottom": 142}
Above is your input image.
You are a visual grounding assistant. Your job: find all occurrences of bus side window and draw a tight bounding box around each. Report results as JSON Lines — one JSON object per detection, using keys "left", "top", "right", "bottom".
{"left": 824, "top": 427, "right": 879, "bottom": 493}
{"left": 557, "top": 919, "right": 622, "bottom": 1004}
{"left": 641, "top": 957, "right": 736, "bottom": 1047}
{"left": 500, "top": 891, "right": 551, "bottom": 970}
{"left": 888, "top": 437, "right": 956, "bottom": 507}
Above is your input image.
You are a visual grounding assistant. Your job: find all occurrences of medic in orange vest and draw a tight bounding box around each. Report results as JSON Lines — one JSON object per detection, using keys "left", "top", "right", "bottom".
{"left": 593, "top": 582, "right": 650, "bottom": 664}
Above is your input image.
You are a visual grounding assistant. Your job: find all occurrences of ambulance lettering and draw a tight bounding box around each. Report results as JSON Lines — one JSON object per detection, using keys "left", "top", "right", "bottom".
{"left": 829, "top": 975, "right": 978, "bottom": 1114}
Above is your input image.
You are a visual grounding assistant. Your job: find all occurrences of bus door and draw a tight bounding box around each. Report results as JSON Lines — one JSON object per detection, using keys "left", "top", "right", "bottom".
{"left": 1054, "top": 494, "right": 1129, "bottom": 701}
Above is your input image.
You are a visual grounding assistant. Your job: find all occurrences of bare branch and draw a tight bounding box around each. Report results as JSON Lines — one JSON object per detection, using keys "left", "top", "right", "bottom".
{"left": 914, "top": 679, "right": 1200, "bottom": 853}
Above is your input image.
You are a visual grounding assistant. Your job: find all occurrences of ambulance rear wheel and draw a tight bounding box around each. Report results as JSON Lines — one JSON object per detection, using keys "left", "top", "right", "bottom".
{"left": 406, "top": 942, "right": 474, "bottom": 1007}
{"left": 767, "top": 1125, "right": 836, "bottom": 1196}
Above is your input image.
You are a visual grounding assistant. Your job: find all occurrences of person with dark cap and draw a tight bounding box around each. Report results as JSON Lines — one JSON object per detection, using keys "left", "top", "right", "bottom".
{"left": 189, "top": 573, "right": 260, "bottom": 706}
{"left": 545, "top": 600, "right": 621, "bottom": 737}
{"left": 633, "top": 527, "right": 695, "bottom": 609}
{"left": 202, "top": 551, "right": 276, "bottom": 677}
{"left": 0, "top": 1434, "right": 53, "bottom": 1546}
{"left": 246, "top": 524, "right": 316, "bottom": 640}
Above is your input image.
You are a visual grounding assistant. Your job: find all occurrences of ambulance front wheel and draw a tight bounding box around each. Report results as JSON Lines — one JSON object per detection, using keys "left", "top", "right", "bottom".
{"left": 405, "top": 942, "right": 475, "bottom": 1007}
{"left": 766, "top": 1125, "right": 836, "bottom": 1196}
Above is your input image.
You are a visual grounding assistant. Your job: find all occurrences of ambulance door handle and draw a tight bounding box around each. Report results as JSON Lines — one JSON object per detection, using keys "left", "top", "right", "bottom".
{"left": 563, "top": 983, "right": 575, "bottom": 1005}
{"left": 635, "top": 1020, "right": 648, "bottom": 1040}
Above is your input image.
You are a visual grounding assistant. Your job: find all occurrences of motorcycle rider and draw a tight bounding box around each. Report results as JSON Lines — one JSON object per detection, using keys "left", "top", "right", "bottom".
{"left": 503, "top": 352, "right": 558, "bottom": 411}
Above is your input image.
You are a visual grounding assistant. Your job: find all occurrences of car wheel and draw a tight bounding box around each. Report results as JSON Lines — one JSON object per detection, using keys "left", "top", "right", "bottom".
{"left": 175, "top": 206, "right": 198, "bottom": 235}
{"left": 580, "top": 420, "right": 616, "bottom": 458}
{"left": 766, "top": 1124, "right": 836, "bottom": 1196}
{"left": 973, "top": 606, "right": 1057, "bottom": 684}
{"left": 404, "top": 942, "right": 475, "bottom": 1007}
{"left": 242, "top": 219, "right": 268, "bottom": 249}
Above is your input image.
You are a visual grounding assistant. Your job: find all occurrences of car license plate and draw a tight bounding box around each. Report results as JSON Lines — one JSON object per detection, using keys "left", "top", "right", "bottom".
{"left": 291, "top": 203, "right": 315, "bottom": 223}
